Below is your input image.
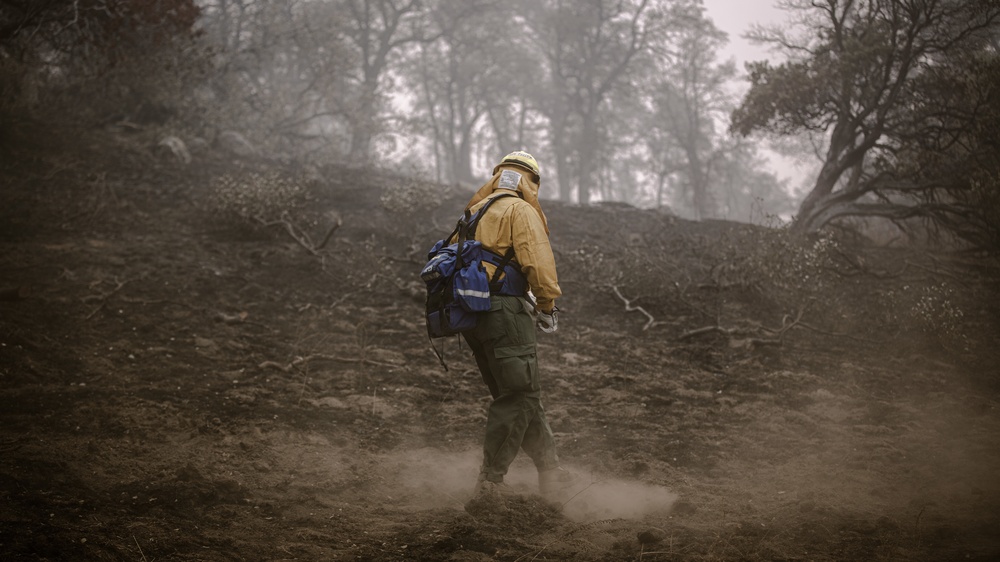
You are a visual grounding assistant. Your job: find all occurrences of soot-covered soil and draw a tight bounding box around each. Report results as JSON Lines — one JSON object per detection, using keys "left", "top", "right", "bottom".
{"left": 2, "top": 122, "right": 1000, "bottom": 561}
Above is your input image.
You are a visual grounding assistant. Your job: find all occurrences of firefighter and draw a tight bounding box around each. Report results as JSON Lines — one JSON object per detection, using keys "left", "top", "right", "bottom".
{"left": 461, "top": 151, "right": 579, "bottom": 502}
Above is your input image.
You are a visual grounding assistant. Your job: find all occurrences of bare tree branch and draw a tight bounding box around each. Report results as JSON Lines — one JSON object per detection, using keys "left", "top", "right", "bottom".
{"left": 610, "top": 285, "right": 669, "bottom": 330}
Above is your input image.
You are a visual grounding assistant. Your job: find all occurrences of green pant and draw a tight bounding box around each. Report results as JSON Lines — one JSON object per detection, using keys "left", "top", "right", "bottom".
{"left": 462, "top": 295, "right": 559, "bottom": 483}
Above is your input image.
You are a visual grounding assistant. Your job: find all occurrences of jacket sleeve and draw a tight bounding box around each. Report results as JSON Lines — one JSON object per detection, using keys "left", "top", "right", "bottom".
{"left": 511, "top": 203, "right": 561, "bottom": 313}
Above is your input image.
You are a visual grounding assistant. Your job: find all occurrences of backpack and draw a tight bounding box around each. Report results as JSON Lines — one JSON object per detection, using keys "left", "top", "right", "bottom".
{"left": 421, "top": 193, "right": 525, "bottom": 340}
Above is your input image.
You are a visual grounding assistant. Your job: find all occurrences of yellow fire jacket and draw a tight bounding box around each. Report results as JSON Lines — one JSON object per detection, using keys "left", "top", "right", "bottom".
{"left": 462, "top": 164, "right": 561, "bottom": 313}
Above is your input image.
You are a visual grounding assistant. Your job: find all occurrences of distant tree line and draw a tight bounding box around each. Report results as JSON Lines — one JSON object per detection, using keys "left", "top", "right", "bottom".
{"left": 0, "top": 0, "right": 792, "bottom": 222}
{"left": 2, "top": 0, "right": 998, "bottom": 251}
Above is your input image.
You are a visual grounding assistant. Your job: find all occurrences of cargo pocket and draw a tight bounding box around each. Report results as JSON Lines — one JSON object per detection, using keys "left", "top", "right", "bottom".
{"left": 493, "top": 344, "right": 539, "bottom": 394}
{"left": 499, "top": 296, "right": 536, "bottom": 348}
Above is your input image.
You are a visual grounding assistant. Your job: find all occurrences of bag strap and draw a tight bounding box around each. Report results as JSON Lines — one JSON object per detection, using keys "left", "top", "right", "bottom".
{"left": 447, "top": 192, "right": 520, "bottom": 284}
{"left": 469, "top": 193, "right": 519, "bottom": 290}
{"left": 455, "top": 209, "right": 471, "bottom": 269}
{"left": 466, "top": 192, "right": 518, "bottom": 238}
{"left": 446, "top": 193, "right": 517, "bottom": 244}
{"left": 429, "top": 336, "right": 449, "bottom": 372}
{"left": 489, "top": 247, "right": 517, "bottom": 291}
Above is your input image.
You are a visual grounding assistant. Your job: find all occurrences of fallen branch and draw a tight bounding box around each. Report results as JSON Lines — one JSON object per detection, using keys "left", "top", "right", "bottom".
{"left": 84, "top": 277, "right": 129, "bottom": 319}
{"left": 610, "top": 286, "right": 669, "bottom": 330}
{"left": 678, "top": 325, "right": 740, "bottom": 340}
{"left": 679, "top": 323, "right": 786, "bottom": 347}
{"left": 212, "top": 310, "right": 271, "bottom": 330}
{"left": 678, "top": 300, "right": 874, "bottom": 346}
{"left": 215, "top": 311, "right": 248, "bottom": 324}
{"left": 775, "top": 304, "right": 809, "bottom": 339}
{"left": 306, "top": 353, "right": 402, "bottom": 369}
{"left": 680, "top": 303, "right": 808, "bottom": 343}
{"left": 132, "top": 534, "right": 149, "bottom": 562}
{"left": 254, "top": 212, "right": 342, "bottom": 255}
{"left": 795, "top": 321, "right": 885, "bottom": 344}
{"left": 258, "top": 360, "right": 293, "bottom": 373}
{"left": 258, "top": 353, "right": 401, "bottom": 372}
{"left": 312, "top": 214, "right": 343, "bottom": 250}
{"left": 120, "top": 296, "right": 195, "bottom": 309}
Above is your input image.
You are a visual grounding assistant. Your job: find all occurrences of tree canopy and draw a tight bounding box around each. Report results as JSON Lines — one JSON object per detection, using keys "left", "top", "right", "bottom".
{"left": 732, "top": 0, "right": 1000, "bottom": 249}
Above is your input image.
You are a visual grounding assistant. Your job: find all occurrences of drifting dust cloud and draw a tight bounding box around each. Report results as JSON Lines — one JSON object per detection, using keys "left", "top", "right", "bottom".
{"left": 557, "top": 476, "right": 678, "bottom": 522}
{"left": 390, "top": 448, "right": 483, "bottom": 510}
{"left": 386, "top": 448, "right": 677, "bottom": 521}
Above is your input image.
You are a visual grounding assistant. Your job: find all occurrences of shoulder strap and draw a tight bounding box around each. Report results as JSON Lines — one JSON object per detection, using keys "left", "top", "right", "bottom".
{"left": 446, "top": 192, "right": 519, "bottom": 243}
{"left": 471, "top": 194, "right": 521, "bottom": 291}
{"left": 455, "top": 209, "right": 471, "bottom": 269}
{"left": 447, "top": 192, "right": 520, "bottom": 272}
{"left": 467, "top": 192, "right": 518, "bottom": 239}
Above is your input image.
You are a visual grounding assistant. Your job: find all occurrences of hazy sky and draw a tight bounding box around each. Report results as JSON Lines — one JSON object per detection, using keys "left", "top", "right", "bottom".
{"left": 701, "top": 0, "right": 812, "bottom": 190}
{"left": 701, "top": 0, "right": 789, "bottom": 72}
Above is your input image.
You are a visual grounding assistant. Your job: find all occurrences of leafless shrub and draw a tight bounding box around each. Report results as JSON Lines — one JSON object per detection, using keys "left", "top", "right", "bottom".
{"left": 569, "top": 245, "right": 625, "bottom": 287}
{"left": 713, "top": 224, "right": 845, "bottom": 301}
{"left": 207, "top": 171, "right": 342, "bottom": 255}
{"left": 379, "top": 179, "right": 444, "bottom": 214}
{"left": 209, "top": 172, "right": 305, "bottom": 223}
{"left": 884, "top": 282, "right": 968, "bottom": 350}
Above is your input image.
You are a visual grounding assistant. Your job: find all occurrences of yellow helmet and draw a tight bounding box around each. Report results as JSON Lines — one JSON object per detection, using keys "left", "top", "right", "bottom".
{"left": 494, "top": 150, "right": 540, "bottom": 179}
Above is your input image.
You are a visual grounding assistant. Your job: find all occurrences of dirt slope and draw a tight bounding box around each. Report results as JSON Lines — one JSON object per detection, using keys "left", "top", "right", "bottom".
{"left": 2, "top": 122, "right": 999, "bottom": 561}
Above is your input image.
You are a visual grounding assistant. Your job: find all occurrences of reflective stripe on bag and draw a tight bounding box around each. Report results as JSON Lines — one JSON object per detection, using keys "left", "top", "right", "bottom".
{"left": 456, "top": 287, "right": 491, "bottom": 300}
